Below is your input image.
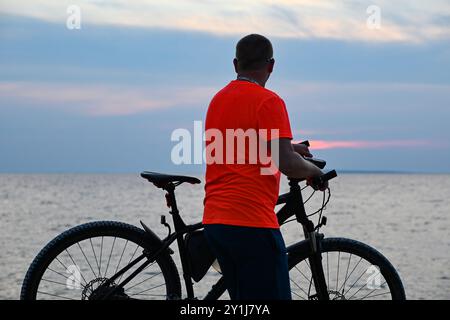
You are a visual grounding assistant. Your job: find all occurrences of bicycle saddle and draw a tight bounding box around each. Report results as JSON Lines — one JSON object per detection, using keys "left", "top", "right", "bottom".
{"left": 140, "top": 171, "right": 201, "bottom": 188}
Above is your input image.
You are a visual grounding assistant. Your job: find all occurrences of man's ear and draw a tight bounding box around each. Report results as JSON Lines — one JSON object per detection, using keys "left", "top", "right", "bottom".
{"left": 267, "top": 59, "right": 275, "bottom": 74}
{"left": 233, "top": 58, "right": 239, "bottom": 73}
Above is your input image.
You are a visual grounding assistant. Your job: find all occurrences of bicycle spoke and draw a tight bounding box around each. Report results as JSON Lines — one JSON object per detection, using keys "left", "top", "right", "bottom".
{"left": 294, "top": 265, "right": 311, "bottom": 283}
{"left": 290, "top": 278, "right": 309, "bottom": 298}
{"left": 55, "top": 257, "right": 69, "bottom": 273}
{"left": 127, "top": 244, "right": 140, "bottom": 266}
{"left": 128, "top": 283, "right": 165, "bottom": 296}
{"left": 77, "top": 242, "right": 97, "bottom": 279}
{"left": 52, "top": 259, "right": 86, "bottom": 287}
{"left": 339, "top": 253, "right": 352, "bottom": 293}
{"left": 47, "top": 266, "right": 81, "bottom": 284}
{"left": 125, "top": 268, "right": 160, "bottom": 291}
{"left": 64, "top": 249, "right": 89, "bottom": 285}
{"left": 37, "top": 291, "right": 77, "bottom": 300}
{"left": 290, "top": 288, "right": 306, "bottom": 300}
{"left": 344, "top": 262, "right": 369, "bottom": 297}
{"left": 104, "top": 237, "right": 116, "bottom": 278}
{"left": 304, "top": 259, "right": 313, "bottom": 297}
{"left": 326, "top": 252, "right": 329, "bottom": 289}
{"left": 354, "top": 291, "right": 390, "bottom": 300}
{"left": 346, "top": 280, "right": 368, "bottom": 300}
{"left": 114, "top": 239, "right": 128, "bottom": 275}
{"left": 335, "top": 251, "right": 340, "bottom": 294}
{"left": 89, "top": 238, "right": 101, "bottom": 277}
{"left": 54, "top": 256, "right": 88, "bottom": 287}
{"left": 304, "top": 259, "right": 311, "bottom": 269}
{"left": 349, "top": 280, "right": 387, "bottom": 300}
{"left": 365, "top": 285, "right": 388, "bottom": 300}
{"left": 41, "top": 278, "right": 73, "bottom": 287}
{"left": 118, "top": 244, "right": 140, "bottom": 283}
{"left": 340, "top": 257, "right": 363, "bottom": 296}
{"left": 128, "top": 293, "right": 167, "bottom": 297}
{"left": 99, "top": 237, "right": 104, "bottom": 276}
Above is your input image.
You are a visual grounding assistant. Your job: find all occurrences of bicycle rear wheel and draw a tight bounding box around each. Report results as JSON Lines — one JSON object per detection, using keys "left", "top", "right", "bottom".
{"left": 21, "top": 221, "right": 182, "bottom": 300}
{"left": 288, "top": 237, "right": 406, "bottom": 300}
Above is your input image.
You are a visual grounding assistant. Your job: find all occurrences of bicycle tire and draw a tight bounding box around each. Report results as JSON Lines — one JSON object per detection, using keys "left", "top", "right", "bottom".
{"left": 288, "top": 237, "right": 406, "bottom": 300}
{"left": 20, "top": 221, "right": 182, "bottom": 300}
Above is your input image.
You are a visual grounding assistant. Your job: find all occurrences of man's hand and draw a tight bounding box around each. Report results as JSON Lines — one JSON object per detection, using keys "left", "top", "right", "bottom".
{"left": 275, "top": 139, "right": 323, "bottom": 180}
{"left": 292, "top": 143, "right": 313, "bottom": 158}
{"left": 306, "top": 177, "right": 329, "bottom": 191}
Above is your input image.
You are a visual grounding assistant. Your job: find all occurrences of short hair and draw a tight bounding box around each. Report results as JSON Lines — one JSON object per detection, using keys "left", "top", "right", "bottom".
{"left": 235, "top": 34, "right": 273, "bottom": 71}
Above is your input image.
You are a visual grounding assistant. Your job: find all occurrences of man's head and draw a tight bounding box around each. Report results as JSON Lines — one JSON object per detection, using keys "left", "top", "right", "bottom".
{"left": 233, "top": 34, "right": 275, "bottom": 85}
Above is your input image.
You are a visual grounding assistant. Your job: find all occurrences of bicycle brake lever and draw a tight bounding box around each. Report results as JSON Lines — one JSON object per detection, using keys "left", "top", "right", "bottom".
{"left": 314, "top": 216, "right": 327, "bottom": 230}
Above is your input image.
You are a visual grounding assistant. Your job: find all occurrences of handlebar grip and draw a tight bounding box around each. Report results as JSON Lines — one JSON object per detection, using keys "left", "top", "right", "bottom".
{"left": 322, "top": 169, "right": 337, "bottom": 181}
{"left": 311, "top": 170, "right": 338, "bottom": 188}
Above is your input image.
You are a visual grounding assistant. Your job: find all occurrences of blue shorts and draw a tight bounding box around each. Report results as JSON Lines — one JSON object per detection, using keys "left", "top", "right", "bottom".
{"left": 204, "top": 224, "right": 291, "bottom": 300}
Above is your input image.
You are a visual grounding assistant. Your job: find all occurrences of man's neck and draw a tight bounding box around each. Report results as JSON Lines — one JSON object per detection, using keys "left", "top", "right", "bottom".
{"left": 236, "top": 72, "right": 267, "bottom": 87}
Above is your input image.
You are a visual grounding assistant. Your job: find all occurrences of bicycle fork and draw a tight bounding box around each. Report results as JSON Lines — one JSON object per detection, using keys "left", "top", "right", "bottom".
{"left": 290, "top": 179, "right": 330, "bottom": 300}
{"left": 305, "top": 229, "right": 330, "bottom": 300}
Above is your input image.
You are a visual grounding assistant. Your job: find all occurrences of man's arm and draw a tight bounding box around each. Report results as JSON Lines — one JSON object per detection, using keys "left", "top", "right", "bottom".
{"left": 274, "top": 138, "right": 323, "bottom": 179}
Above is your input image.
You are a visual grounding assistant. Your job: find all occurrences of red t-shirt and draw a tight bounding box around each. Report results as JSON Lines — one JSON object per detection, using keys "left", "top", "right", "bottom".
{"left": 202, "top": 80, "right": 293, "bottom": 229}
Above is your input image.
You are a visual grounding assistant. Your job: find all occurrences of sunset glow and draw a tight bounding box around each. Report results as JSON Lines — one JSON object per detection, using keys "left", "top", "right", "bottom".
{"left": 293, "top": 140, "right": 439, "bottom": 150}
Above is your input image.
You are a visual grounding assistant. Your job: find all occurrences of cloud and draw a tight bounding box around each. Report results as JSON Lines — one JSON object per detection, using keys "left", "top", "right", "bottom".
{"left": 1, "top": 80, "right": 450, "bottom": 119}
{"left": 276, "top": 81, "right": 450, "bottom": 114}
{"left": 0, "top": 81, "right": 215, "bottom": 116}
{"left": 280, "top": 81, "right": 450, "bottom": 95}
{"left": 1, "top": 0, "right": 449, "bottom": 43}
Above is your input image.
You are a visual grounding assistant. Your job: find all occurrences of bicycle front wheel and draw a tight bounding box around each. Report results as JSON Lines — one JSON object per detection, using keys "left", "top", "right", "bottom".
{"left": 21, "top": 221, "right": 182, "bottom": 300}
{"left": 288, "top": 237, "right": 406, "bottom": 300}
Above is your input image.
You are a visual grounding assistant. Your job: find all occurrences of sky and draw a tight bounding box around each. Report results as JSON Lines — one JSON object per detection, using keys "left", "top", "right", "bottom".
{"left": 0, "top": 0, "right": 449, "bottom": 173}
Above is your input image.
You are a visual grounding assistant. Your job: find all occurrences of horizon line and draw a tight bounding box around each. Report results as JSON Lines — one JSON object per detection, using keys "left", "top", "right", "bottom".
{"left": 1, "top": 170, "right": 449, "bottom": 175}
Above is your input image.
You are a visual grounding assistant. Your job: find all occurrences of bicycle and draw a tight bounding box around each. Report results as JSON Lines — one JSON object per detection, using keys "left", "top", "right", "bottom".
{"left": 21, "top": 152, "right": 406, "bottom": 300}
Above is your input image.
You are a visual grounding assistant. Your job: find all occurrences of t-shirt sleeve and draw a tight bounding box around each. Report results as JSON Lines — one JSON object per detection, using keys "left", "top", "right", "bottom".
{"left": 257, "top": 96, "right": 293, "bottom": 141}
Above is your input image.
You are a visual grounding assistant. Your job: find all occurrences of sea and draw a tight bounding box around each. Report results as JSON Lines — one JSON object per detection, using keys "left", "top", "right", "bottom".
{"left": 0, "top": 173, "right": 449, "bottom": 299}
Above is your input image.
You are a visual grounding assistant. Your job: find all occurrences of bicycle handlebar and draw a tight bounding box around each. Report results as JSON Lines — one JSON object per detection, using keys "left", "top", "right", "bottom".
{"left": 299, "top": 141, "right": 326, "bottom": 169}
{"left": 311, "top": 170, "right": 338, "bottom": 187}
{"left": 288, "top": 156, "right": 338, "bottom": 188}
{"left": 292, "top": 140, "right": 338, "bottom": 187}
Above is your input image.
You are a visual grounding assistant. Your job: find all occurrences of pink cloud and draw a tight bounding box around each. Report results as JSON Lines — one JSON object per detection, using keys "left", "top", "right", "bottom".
{"left": 0, "top": 81, "right": 215, "bottom": 116}
{"left": 295, "top": 139, "right": 447, "bottom": 150}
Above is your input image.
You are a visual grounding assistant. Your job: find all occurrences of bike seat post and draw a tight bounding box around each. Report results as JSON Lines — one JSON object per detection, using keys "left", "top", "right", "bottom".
{"left": 164, "top": 183, "right": 186, "bottom": 231}
{"left": 164, "top": 183, "right": 178, "bottom": 213}
{"left": 163, "top": 183, "right": 195, "bottom": 299}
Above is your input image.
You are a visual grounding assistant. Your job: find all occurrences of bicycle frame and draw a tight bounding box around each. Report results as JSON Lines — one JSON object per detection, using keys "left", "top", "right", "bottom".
{"left": 101, "top": 178, "right": 330, "bottom": 300}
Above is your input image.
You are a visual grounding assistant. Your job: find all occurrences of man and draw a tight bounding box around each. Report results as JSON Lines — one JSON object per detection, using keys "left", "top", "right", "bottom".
{"left": 202, "top": 34, "right": 325, "bottom": 300}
